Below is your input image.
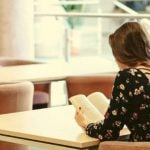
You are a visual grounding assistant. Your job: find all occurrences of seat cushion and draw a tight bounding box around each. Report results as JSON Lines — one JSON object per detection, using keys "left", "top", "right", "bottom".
{"left": 99, "top": 141, "right": 150, "bottom": 150}
{"left": 33, "top": 91, "right": 49, "bottom": 109}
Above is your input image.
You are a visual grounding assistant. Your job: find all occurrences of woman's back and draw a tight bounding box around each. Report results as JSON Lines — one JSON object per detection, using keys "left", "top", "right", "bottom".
{"left": 112, "top": 68, "right": 150, "bottom": 141}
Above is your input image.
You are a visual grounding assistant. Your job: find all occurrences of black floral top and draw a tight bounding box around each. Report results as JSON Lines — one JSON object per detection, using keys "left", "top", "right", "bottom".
{"left": 86, "top": 68, "right": 150, "bottom": 141}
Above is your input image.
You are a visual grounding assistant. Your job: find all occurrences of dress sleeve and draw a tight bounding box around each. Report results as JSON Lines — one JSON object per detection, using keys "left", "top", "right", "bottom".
{"left": 86, "top": 69, "right": 134, "bottom": 141}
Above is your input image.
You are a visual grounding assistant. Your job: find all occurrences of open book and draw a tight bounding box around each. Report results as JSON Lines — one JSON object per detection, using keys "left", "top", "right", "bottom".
{"left": 70, "top": 91, "right": 130, "bottom": 136}
{"left": 69, "top": 92, "right": 109, "bottom": 123}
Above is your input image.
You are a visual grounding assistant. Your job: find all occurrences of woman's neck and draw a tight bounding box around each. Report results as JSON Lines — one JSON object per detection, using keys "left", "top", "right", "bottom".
{"left": 116, "top": 60, "right": 150, "bottom": 70}
{"left": 135, "top": 64, "right": 150, "bottom": 75}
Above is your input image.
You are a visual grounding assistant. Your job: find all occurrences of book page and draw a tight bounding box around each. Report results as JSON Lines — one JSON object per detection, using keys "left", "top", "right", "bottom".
{"left": 87, "top": 92, "right": 109, "bottom": 115}
{"left": 69, "top": 94, "right": 104, "bottom": 123}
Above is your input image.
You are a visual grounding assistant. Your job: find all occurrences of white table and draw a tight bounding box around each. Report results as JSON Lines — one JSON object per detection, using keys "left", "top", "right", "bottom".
{"left": 0, "top": 59, "right": 118, "bottom": 83}
{"left": 0, "top": 63, "right": 70, "bottom": 83}
{"left": 0, "top": 105, "right": 100, "bottom": 149}
{"left": 0, "top": 105, "right": 129, "bottom": 150}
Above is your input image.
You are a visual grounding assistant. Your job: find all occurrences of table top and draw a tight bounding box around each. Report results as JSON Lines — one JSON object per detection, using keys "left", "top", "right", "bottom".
{"left": 0, "top": 60, "right": 118, "bottom": 83}
{"left": 0, "top": 63, "right": 70, "bottom": 83}
{"left": 0, "top": 105, "right": 100, "bottom": 149}
{"left": 0, "top": 105, "right": 129, "bottom": 149}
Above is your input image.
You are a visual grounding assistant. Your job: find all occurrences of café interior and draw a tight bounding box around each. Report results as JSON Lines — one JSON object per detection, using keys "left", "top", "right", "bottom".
{"left": 0, "top": 0, "right": 149, "bottom": 150}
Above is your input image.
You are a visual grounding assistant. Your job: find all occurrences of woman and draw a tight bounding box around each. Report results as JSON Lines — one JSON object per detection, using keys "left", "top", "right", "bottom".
{"left": 75, "top": 22, "right": 150, "bottom": 141}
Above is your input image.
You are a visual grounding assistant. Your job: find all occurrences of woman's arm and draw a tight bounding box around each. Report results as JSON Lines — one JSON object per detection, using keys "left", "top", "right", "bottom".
{"left": 85, "top": 69, "right": 134, "bottom": 141}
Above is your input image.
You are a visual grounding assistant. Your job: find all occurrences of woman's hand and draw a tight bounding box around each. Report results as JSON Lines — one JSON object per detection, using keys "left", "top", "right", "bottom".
{"left": 75, "top": 107, "right": 88, "bottom": 129}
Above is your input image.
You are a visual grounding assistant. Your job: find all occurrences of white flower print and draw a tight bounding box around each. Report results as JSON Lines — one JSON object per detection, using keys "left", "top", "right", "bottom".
{"left": 114, "top": 121, "right": 121, "bottom": 127}
{"left": 137, "top": 74, "right": 142, "bottom": 77}
{"left": 129, "top": 91, "right": 133, "bottom": 97}
{"left": 105, "top": 130, "right": 113, "bottom": 139}
{"left": 129, "top": 69, "right": 137, "bottom": 76}
{"left": 126, "top": 78, "right": 130, "bottom": 83}
{"left": 143, "top": 94, "right": 150, "bottom": 99}
{"left": 121, "top": 107, "right": 127, "bottom": 112}
{"left": 122, "top": 97, "right": 128, "bottom": 103}
{"left": 139, "top": 104, "right": 147, "bottom": 110}
{"left": 93, "top": 125, "right": 98, "bottom": 129}
{"left": 135, "top": 80, "right": 140, "bottom": 84}
{"left": 132, "top": 112, "right": 138, "bottom": 120}
{"left": 139, "top": 86, "right": 144, "bottom": 91}
{"left": 134, "top": 89, "right": 140, "bottom": 95}
{"left": 115, "top": 97, "right": 120, "bottom": 103}
{"left": 146, "top": 133, "right": 150, "bottom": 139}
{"left": 119, "top": 84, "right": 125, "bottom": 90}
{"left": 98, "top": 134, "right": 103, "bottom": 140}
{"left": 112, "top": 110, "right": 117, "bottom": 116}
{"left": 142, "top": 124, "right": 147, "bottom": 130}
{"left": 134, "top": 86, "right": 144, "bottom": 95}
{"left": 119, "top": 92, "right": 123, "bottom": 98}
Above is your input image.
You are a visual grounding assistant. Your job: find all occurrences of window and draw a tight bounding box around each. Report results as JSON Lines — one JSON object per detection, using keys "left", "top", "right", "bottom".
{"left": 33, "top": 0, "right": 116, "bottom": 66}
{"left": 34, "top": 0, "right": 150, "bottom": 73}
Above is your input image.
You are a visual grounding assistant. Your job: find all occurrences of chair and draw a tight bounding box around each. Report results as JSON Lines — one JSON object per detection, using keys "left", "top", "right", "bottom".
{"left": 0, "top": 81, "right": 34, "bottom": 150}
{"left": 0, "top": 57, "right": 50, "bottom": 109}
{"left": 33, "top": 83, "right": 50, "bottom": 109}
{"left": 0, "top": 58, "right": 40, "bottom": 66}
{"left": 99, "top": 141, "right": 150, "bottom": 150}
{"left": 66, "top": 73, "right": 116, "bottom": 100}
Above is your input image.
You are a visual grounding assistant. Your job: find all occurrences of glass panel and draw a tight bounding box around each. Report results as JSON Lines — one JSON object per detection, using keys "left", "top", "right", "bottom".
{"left": 118, "top": 0, "right": 150, "bottom": 12}
{"left": 33, "top": 0, "right": 150, "bottom": 70}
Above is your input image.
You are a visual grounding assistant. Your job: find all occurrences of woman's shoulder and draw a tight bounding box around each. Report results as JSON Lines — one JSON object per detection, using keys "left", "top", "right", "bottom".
{"left": 117, "top": 68, "right": 145, "bottom": 77}
{"left": 116, "top": 68, "right": 149, "bottom": 83}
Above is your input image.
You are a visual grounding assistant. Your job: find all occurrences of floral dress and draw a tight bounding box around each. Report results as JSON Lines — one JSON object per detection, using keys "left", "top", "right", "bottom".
{"left": 86, "top": 68, "right": 150, "bottom": 141}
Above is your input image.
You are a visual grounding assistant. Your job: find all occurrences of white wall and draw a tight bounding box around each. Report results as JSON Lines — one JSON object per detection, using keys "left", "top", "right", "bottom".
{"left": 0, "top": 0, "right": 34, "bottom": 59}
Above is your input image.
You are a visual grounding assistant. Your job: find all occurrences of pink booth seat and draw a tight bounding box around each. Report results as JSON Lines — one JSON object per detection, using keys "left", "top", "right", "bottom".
{"left": 0, "top": 57, "right": 50, "bottom": 109}
{"left": 99, "top": 141, "right": 150, "bottom": 150}
{"left": 66, "top": 73, "right": 116, "bottom": 100}
{"left": 0, "top": 81, "right": 34, "bottom": 150}
{"left": 0, "top": 58, "right": 41, "bottom": 66}
{"left": 33, "top": 87, "right": 50, "bottom": 109}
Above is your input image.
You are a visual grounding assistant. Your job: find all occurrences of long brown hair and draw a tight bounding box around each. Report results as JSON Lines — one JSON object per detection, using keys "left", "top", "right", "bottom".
{"left": 109, "top": 22, "right": 150, "bottom": 67}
